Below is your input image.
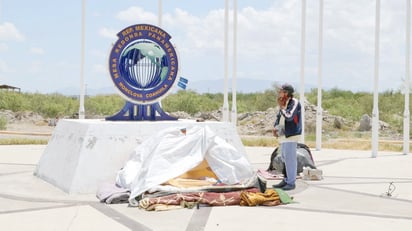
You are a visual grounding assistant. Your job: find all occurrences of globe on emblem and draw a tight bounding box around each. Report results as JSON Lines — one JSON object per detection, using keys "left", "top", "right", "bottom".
{"left": 119, "top": 41, "right": 169, "bottom": 89}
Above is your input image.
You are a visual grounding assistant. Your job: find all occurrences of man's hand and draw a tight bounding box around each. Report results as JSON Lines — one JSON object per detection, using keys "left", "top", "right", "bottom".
{"left": 273, "top": 128, "right": 278, "bottom": 137}
{"left": 277, "top": 96, "right": 287, "bottom": 109}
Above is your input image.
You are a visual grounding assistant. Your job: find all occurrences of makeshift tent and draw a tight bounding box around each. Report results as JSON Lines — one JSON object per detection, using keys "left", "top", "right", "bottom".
{"left": 115, "top": 125, "right": 257, "bottom": 206}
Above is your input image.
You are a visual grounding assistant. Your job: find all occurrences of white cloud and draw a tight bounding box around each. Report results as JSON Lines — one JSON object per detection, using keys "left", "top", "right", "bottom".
{"left": 116, "top": 6, "right": 157, "bottom": 24}
{"left": 0, "top": 22, "right": 25, "bottom": 41}
{"left": 98, "top": 6, "right": 158, "bottom": 43}
{"left": 159, "top": 2, "right": 303, "bottom": 57}
{"left": 0, "top": 43, "right": 9, "bottom": 52}
{"left": 29, "top": 47, "right": 45, "bottom": 55}
{"left": 92, "top": 1, "right": 411, "bottom": 92}
{"left": 163, "top": 8, "right": 224, "bottom": 53}
{"left": 99, "top": 27, "right": 117, "bottom": 41}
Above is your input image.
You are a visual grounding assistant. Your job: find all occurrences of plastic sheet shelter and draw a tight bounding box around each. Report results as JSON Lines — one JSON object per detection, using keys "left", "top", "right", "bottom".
{"left": 116, "top": 125, "right": 256, "bottom": 205}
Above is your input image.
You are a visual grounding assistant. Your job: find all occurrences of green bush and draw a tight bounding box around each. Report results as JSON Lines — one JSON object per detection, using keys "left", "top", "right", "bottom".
{"left": 0, "top": 87, "right": 410, "bottom": 135}
{"left": 0, "top": 116, "right": 7, "bottom": 130}
{"left": 306, "top": 88, "right": 411, "bottom": 135}
{"left": 85, "top": 94, "right": 124, "bottom": 116}
{"left": 0, "top": 92, "right": 26, "bottom": 111}
{"left": 162, "top": 90, "right": 207, "bottom": 114}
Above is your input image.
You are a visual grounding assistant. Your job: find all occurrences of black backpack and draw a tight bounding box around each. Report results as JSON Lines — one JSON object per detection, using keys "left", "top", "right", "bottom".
{"left": 267, "top": 143, "right": 316, "bottom": 177}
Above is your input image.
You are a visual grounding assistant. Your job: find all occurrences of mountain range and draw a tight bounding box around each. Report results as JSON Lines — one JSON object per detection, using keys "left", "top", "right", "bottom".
{"left": 56, "top": 78, "right": 312, "bottom": 96}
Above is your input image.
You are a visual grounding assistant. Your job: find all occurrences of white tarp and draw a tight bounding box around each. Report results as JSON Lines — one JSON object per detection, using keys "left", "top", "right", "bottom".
{"left": 116, "top": 125, "right": 256, "bottom": 205}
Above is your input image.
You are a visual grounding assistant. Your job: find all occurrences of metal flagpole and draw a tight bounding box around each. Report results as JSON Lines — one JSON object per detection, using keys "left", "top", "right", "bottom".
{"left": 316, "top": 0, "right": 324, "bottom": 151}
{"left": 157, "top": 0, "right": 164, "bottom": 109}
{"left": 231, "top": 0, "right": 238, "bottom": 125}
{"left": 404, "top": 0, "right": 411, "bottom": 155}
{"left": 222, "top": 0, "right": 230, "bottom": 122}
{"left": 158, "top": 0, "right": 162, "bottom": 27}
{"left": 371, "top": 0, "right": 381, "bottom": 158}
{"left": 79, "top": 0, "right": 86, "bottom": 120}
{"left": 300, "top": 0, "right": 306, "bottom": 143}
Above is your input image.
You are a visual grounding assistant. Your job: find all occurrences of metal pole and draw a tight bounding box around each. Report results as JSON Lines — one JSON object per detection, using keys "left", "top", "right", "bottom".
{"left": 158, "top": 0, "right": 162, "bottom": 27}
{"left": 371, "top": 0, "right": 380, "bottom": 158}
{"left": 404, "top": 0, "right": 411, "bottom": 155}
{"left": 222, "top": 0, "right": 229, "bottom": 122}
{"left": 300, "top": 0, "right": 306, "bottom": 143}
{"left": 316, "top": 0, "right": 323, "bottom": 151}
{"left": 231, "top": 0, "right": 238, "bottom": 125}
{"left": 157, "top": 0, "right": 163, "bottom": 108}
{"left": 79, "top": 0, "right": 86, "bottom": 120}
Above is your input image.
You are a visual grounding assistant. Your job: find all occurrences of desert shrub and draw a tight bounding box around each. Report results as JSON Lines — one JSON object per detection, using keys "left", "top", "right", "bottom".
{"left": 162, "top": 90, "right": 218, "bottom": 114}
{"left": 0, "top": 87, "right": 410, "bottom": 135}
{"left": 0, "top": 92, "right": 26, "bottom": 111}
{"left": 85, "top": 94, "right": 124, "bottom": 116}
{"left": 0, "top": 116, "right": 7, "bottom": 130}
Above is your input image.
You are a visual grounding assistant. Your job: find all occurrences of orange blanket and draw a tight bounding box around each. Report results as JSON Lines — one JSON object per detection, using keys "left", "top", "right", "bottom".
{"left": 139, "top": 188, "right": 282, "bottom": 211}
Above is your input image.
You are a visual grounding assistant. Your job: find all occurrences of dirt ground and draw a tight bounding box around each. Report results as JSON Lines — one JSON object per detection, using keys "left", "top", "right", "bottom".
{"left": 6, "top": 122, "right": 55, "bottom": 133}
{"left": 0, "top": 122, "right": 55, "bottom": 141}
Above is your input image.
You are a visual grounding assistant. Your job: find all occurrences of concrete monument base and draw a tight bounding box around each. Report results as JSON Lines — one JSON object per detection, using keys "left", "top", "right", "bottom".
{"left": 34, "top": 119, "right": 244, "bottom": 194}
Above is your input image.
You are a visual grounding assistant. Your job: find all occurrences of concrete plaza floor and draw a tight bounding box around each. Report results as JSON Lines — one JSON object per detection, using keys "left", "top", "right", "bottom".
{"left": 0, "top": 145, "right": 411, "bottom": 231}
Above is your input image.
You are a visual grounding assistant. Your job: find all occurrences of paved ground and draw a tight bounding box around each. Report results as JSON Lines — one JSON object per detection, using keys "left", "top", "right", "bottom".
{"left": 0, "top": 145, "right": 411, "bottom": 231}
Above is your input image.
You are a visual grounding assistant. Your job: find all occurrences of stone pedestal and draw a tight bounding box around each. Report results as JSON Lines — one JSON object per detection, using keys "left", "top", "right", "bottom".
{"left": 34, "top": 119, "right": 244, "bottom": 194}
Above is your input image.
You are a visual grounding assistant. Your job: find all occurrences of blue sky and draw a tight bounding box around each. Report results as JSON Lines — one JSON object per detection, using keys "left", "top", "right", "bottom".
{"left": 0, "top": 0, "right": 410, "bottom": 94}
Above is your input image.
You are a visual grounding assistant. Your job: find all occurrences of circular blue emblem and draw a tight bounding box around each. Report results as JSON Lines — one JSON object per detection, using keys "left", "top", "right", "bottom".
{"left": 108, "top": 24, "right": 179, "bottom": 104}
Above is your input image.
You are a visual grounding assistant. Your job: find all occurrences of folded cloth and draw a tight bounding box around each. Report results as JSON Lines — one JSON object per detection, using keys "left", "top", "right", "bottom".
{"left": 105, "top": 192, "right": 130, "bottom": 204}
{"left": 257, "top": 169, "right": 283, "bottom": 180}
{"left": 273, "top": 188, "right": 295, "bottom": 204}
{"left": 96, "top": 182, "right": 130, "bottom": 204}
{"left": 139, "top": 188, "right": 261, "bottom": 211}
{"left": 240, "top": 189, "right": 281, "bottom": 206}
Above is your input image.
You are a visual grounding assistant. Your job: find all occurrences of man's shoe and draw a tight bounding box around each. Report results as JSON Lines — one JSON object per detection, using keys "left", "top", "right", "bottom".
{"left": 272, "top": 180, "right": 287, "bottom": 188}
{"left": 282, "top": 184, "right": 296, "bottom": 191}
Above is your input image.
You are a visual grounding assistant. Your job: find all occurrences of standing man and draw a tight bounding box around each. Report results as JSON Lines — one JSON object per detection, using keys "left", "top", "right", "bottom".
{"left": 272, "top": 84, "right": 302, "bottom": 190}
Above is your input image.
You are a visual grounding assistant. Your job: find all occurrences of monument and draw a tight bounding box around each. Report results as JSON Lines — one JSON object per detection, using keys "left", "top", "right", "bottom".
{"left": 34, "top": 24, "right": 244, "bottom": 194}
{"left": 105, "top": 24, "right": 182, "bottom": 121}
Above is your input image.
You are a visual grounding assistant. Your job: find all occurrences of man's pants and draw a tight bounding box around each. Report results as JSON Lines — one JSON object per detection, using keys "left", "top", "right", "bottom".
{"left": 280, "top": 141, "right": 297, "bottom": 185}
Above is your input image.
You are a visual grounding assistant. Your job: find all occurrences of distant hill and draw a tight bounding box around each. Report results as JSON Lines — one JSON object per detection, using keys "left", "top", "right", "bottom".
{"left": 55, "top": 78, "right": 314, "bottom": 96}
{"left": 55, "top": 86, "right": 117, "bottom": 96}
{"left": 186, "top": 78, "right": 277, "bottom": 93}
{"left": 181, "top": 78, "right": 318, "bottom": 93}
